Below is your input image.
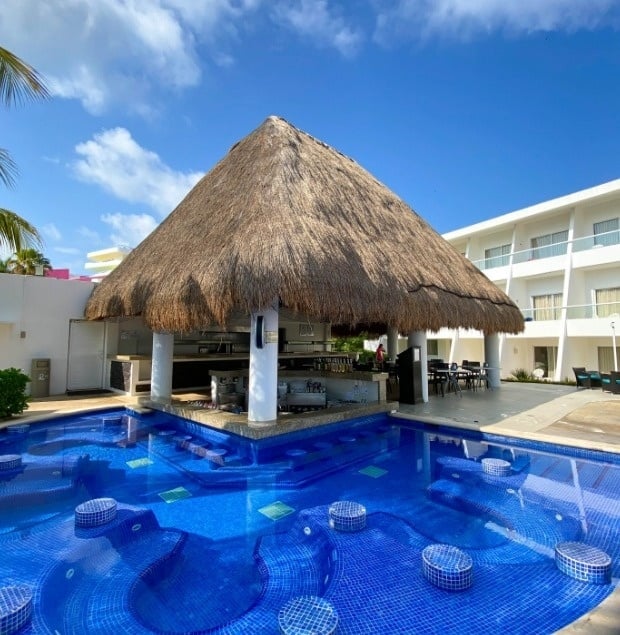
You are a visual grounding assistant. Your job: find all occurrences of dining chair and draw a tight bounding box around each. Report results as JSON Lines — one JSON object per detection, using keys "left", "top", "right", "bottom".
{"left": 467, "top": 362, "right": 481, "bottom": 391}
{"left": 477, "top": 362, "right": 489, "bottom": 389}
{"left": 447, "top": 362, "right": 462, "bottom": 397}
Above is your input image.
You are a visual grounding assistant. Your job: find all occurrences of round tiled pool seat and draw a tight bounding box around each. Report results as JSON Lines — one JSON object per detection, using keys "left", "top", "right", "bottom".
{"left": 173, "top": 434, "right": 192, "bottom": 448}
{"left": 0, "top": 455, "right": 22, "bottom": 471}
{"left": 102, "top": 415, "right": 123, "bottom": 426}
{"left": 338, "top": 435, "right": 356, "bottom": 444}
{"left": 285, "top": 448, "right": 308, "bottom": 466}
{"left": 6, "top": 424, "right": 29, "bottom": 435}
{"left": 205, "top": 448, "right": 227, "bottom": 469}
{"left": 328, "top": 500, "right": 366, "bottom": 532}
{"left": 75, "top": 497, "right": 118, "bottom": 528}
{"left": 157, "top": 429, "right": 176, "bottom": 440}
{"left": 481, "top": 458, "right": 511, "bottom": 477}
{"left": 555, "top": 542, "right": 612, "bottom": 584}
{"left": 0, "top": 585, "right": 33, "bottom": 635}
{"left": 278, "top": 595, "right": 338, "bottom": 635}
{"left": 422, "top": 544, "right": 473, "bottom": 591}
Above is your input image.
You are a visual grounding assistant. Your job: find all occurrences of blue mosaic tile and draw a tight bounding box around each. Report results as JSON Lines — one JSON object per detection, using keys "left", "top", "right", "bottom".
{"left": 75, "top": 497, "right": 118, "bottom": 527}
{"left": 555, "top": 542, "right": 612, "bottom": 584}
{"left": 328, "top": 501, "right": 367, "bottom": 532}
{"left": 422, "top": 544, "right": 473, "bottom": 591}
{"left": 278, "top": 595, "right": 338, "bottom": 635}
{"left": 0, "top": 585, "right": 33, "bottom": 635}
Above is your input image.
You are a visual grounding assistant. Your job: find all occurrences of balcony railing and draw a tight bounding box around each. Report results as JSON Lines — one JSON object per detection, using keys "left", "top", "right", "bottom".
{"left": 471, "top": 228, "right": 619, "bottom": 270}
{"left": 523, "top": 301, "right": 620, "bottom": 321}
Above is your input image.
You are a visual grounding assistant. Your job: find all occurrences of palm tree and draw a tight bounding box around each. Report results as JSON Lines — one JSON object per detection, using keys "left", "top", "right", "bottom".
{"left": 0, "top": 257, "right": 10, "bottom": 273}
{"left": 0, "top": 46, "right": 48, "bottom": 252}
{"left": 7, "top": 248, "right": 51, "bottom": 275}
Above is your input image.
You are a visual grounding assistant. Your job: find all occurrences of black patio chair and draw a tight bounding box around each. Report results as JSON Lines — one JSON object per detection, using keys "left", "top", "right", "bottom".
{"left": 610, "top": 371, "right": 620, "bottom": 394}
{"left": 447, "top": 362, "right": 462, "bottom": 397}
{"left": 431, "top": 362, "right": 449, "bottom": 397}
{"left": 572, "top": 367, "right": 591, "bottom": 389}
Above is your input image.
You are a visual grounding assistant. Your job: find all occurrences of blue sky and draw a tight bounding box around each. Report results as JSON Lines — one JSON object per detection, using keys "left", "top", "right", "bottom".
{"left": 2, "top": 0, "right": 620, "bottom": 275}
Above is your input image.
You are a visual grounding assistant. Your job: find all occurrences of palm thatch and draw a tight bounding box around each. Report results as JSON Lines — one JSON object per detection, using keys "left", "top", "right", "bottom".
{"left": 85, "top": 116, "right": 524, "bottom": 336}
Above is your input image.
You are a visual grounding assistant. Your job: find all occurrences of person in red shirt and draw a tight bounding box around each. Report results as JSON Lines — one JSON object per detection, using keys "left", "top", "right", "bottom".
{"left": 375, "top": 343, "right": 385, "bottom": 369}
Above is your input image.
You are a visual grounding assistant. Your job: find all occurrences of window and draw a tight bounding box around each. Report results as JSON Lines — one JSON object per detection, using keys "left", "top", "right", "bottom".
{"left": 484, "top": 244, "right": 511, "bottom": 269}
{"left": 534, "top": 346, "right": 558, "bottom": 378}
{"left": 595, "top": 287, "right": 620, "bottom": 318}
{"left": 530, "top": 230, "right": 568, "bottom": 259}
{"left": 532, "top": 293, "right": 563, "bottom": 320}
{"left": 593, "top": 218, "right": 619, "bottom": 247}
{"left": 427, "top": 340, "right": 438, "bottom": 356}
{"left": 598, "top": 347, "right": 619, "bottom": 373}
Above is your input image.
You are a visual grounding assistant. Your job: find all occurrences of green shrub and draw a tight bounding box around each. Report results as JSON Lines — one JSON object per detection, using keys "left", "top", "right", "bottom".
{"left": 0, "top": 367, "right": 31, "bottom": 418}
{"left": 510, "top": 368, "right": 535, "bottom": 382}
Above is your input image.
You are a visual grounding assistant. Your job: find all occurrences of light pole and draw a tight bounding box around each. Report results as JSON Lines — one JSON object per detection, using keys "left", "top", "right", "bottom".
{"left": 612, "top": 321, "right": 618, "bottom": 372}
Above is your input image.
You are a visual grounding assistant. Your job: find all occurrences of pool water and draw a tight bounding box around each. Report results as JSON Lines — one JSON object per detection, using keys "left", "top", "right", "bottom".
{"left": 1, "top": 408, "right": 618, "bottom": 634}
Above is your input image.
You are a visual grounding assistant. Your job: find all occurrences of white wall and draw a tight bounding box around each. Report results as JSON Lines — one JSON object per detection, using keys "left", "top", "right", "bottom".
{"left": 0, "top": 273, "right": 94, "bottom": 395}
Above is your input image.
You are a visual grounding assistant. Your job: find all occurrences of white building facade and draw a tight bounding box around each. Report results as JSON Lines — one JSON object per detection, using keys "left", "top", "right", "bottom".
{"left": 435, "top": 179, "right": 620, "bottom": 381}
{"left": 0, "top": 273, "right": 105, "bottom": 395}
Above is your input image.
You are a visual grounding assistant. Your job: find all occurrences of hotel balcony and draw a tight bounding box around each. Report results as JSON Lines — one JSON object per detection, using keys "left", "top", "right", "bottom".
{"left": 470, "top": 228, "right": 619, "bottom": 281}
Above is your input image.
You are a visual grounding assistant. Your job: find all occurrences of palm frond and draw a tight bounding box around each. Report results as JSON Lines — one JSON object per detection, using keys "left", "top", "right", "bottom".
{"left": 0, "top": 209, "right": 42, "bottom": 253}
{"left": 0, "top": 46, "right": 49, "bottom": 106}
{"left": 0, "top": 148, "right": 18, "bottom": 188}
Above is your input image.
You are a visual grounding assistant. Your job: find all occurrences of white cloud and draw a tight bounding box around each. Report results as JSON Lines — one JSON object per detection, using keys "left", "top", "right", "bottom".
{"left": 273, "top": 0, "right": 363, "bottom": 56}
{"left": 0, "top": 0, "right": 262, "bottom": 115}
{"left": 42, "top": 223, "right": 62, "bottom": 241}
{"left": 54, "top": 246, "right": 81, "bottom": 255}
{"left": 374, "top": 0, "right": 620, "bottom": 42}
{"left": 101, "top": 212, "right": 159, "bottom": 248}
{"left": 77, "top": 226, "right": 101, "bottom": 242}
{"left": 73, "top": 128, "right": 203, "bottom": 216}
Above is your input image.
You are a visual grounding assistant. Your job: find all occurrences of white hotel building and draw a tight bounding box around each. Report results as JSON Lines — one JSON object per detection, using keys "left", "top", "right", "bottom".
{"left": 433, "top": 179, "right": 620, "bottom": 382}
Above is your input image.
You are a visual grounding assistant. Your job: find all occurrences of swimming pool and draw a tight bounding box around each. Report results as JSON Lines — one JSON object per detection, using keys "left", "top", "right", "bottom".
{"left": 1, "top": 408, "right": 618, "bottom": 634}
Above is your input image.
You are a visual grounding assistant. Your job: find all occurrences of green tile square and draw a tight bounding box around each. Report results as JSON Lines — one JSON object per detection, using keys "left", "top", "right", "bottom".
{"left": 158, "top": 486, "right": 192, "bottom": 504}
{"left": 258, "top": 501, "right": 295, "bottom": 521}
{"left": 126, "top": 457, "right": 154, "bottom": 469}
{"left": 358, "top": 465, "right": 387, "bottom": 478}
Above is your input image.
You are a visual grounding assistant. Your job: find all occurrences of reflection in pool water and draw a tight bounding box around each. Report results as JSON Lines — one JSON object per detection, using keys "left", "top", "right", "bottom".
{"left": 0, "top": 409, "right": 618, "bottom": 634}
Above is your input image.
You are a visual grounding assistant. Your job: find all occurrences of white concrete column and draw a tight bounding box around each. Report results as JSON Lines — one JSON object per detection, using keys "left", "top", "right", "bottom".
{"left": 484, "top": 333, "right": 501, "bottom": 389}
{"left": 387, "top": 326, "right": 399, "bottom": 362}
{"left": 409, "top": 330, "right": 429, "bottom": 402}
{"left": 248, "top": 300, "right": 279, "bottom": 424}
{"left": 151, "top": 332, "right": 174, "bottom": 401}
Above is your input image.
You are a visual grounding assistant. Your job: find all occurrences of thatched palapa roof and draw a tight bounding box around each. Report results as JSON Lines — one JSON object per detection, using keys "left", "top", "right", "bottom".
{"left": 85, "top": 116, "right": 524, "bottom": 335}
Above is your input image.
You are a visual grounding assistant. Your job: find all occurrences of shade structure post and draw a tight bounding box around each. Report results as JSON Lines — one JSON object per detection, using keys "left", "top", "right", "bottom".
{"left": 612, "top": 321, "right": 618, "bottom": 371}
{"left": 248, "top": 300, "right": 279, "bottom": 423}
{"left": 151, "top": 332, "right": 174, "bottom": 401}
{"left": 408, "top": 331, "right": 429, "bottom": 402}
{"left": 484, "top": 333, "right": 501, "bottom": 389}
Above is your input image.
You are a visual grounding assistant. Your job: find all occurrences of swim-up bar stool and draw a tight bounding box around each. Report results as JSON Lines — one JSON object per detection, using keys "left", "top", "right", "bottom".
{"left": 75, "top": 497, "right": 118, "bottom": 528}
{"left": 0, "top": 455, "right": 22, "bottom": 471}
{"left": 328, "top": 500, "right": 367, "bottom": 532}
{"left": 422, "top": 544, "right": 473, "bottom": 591}
{"left": 0, "top": 585, "right": 33, "bottom": 635}
{"left": 555, "top": 542, "right": 612, "bottom": 584}
{"left": 278, "top": 595, "right": 338, "bottom": 635}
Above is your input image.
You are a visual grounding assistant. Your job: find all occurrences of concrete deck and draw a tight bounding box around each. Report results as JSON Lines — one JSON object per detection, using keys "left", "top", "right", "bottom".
{"left": 3, "top": 382, "right": 619, "bottom": 633}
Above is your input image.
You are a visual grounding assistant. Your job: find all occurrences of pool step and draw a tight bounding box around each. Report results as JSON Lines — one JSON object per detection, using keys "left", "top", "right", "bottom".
{"left": 38, "top": 508, "right": 186, "bottom": 635}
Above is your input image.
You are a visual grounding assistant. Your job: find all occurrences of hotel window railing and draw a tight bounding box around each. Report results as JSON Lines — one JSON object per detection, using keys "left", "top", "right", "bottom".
{"left": 523, "top": 302, "right": 620, "bottom": 321}
{"left": 573, "top": 228, "right": 620, "bottom": 251}
{"left": 470, "top": 228, "right": 619, "bottom": 270}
